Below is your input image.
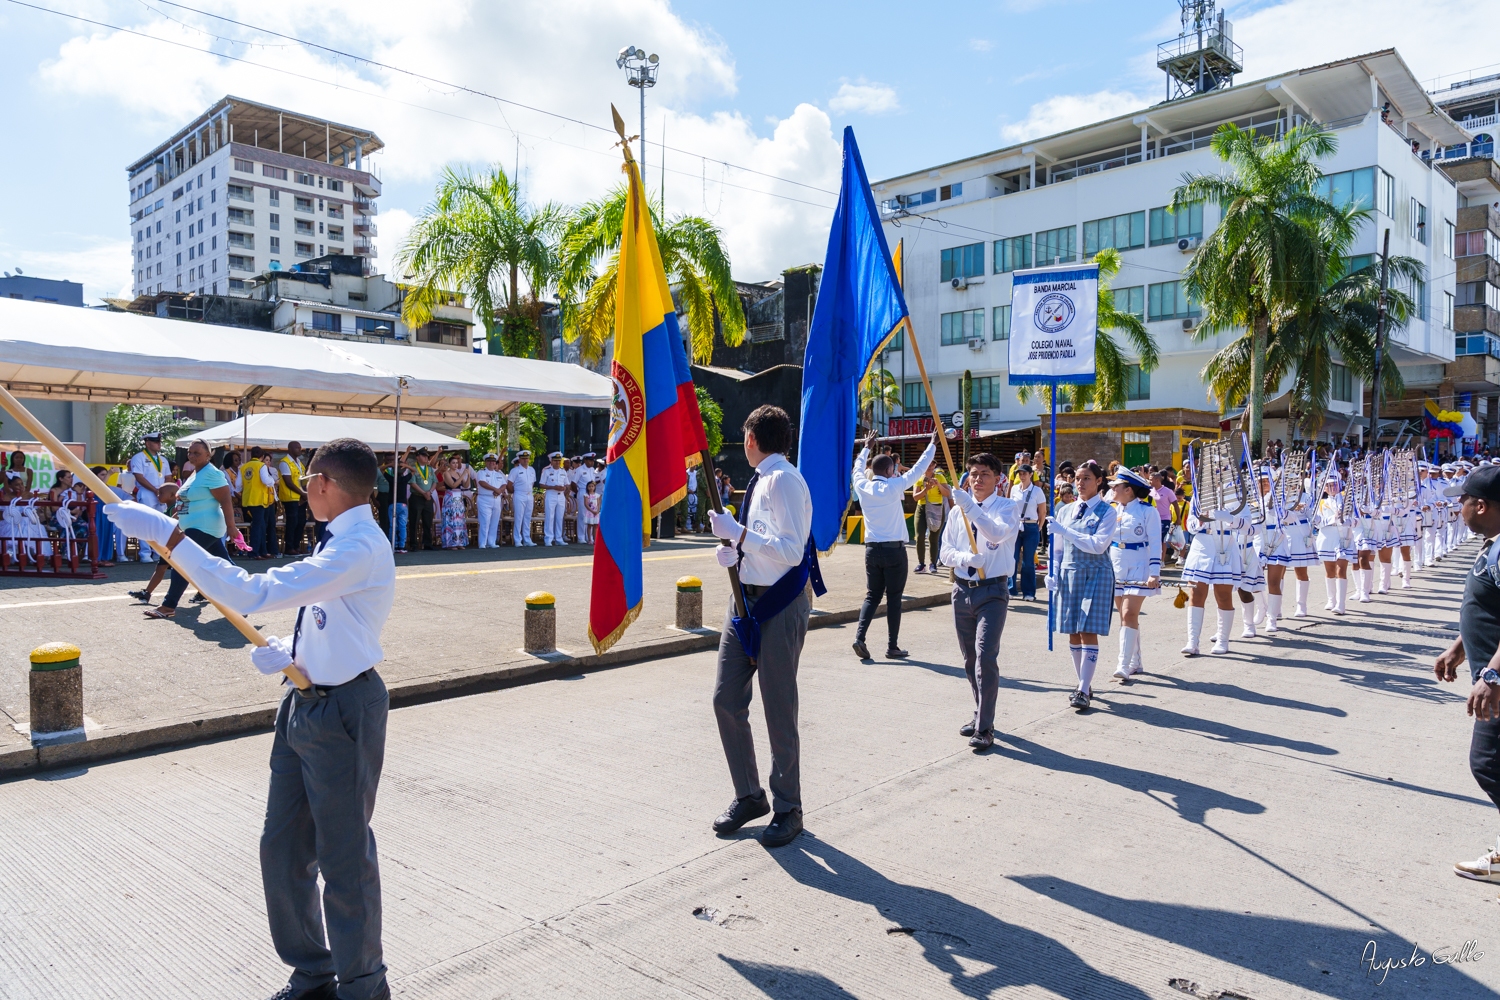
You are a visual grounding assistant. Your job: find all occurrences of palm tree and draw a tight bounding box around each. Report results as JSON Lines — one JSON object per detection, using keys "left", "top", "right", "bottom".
{"left": 558, "top": 186, "right": 745, "bottom": 365}
{"left": 859, "top": 368, "right": 901, "bottom": 429}
{"left": 1200, "top": 205, "right": 1422, "bottom": 438}
{"left": 1014, "top": 247, "right": 1159, "bottom": 412}
{"left": 1173, "top": 123, "right": 1356, "bottom": 457}
{"left": 396, "top": 166, "right": 567, "bottom": 358}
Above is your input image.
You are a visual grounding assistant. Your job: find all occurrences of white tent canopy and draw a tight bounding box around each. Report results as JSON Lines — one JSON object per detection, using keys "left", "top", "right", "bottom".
{"left": 0, "top": 297, "right": 611, "bottom": 422}
{"left": 179, "top": 413, "right": 466, "bottom": 451}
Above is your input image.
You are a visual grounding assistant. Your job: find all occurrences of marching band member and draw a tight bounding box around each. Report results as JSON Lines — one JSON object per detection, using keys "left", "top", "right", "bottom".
{"left": 1046, "top": 460, "right": 1117, "bottom": 710}
{"left": 1419, "top": 463, "right": 1443, "bottom": 566}
{"left": 1180, "top": 470, "right": 1250, "bottom": 658}
{"left": 1261, "top": 460, "right": 1316, "bottom": 629}
{"left": 1396, "top": 468, "right": 1421, "bottom": 587}
{"left": 1106, "top": 469, "right": 1160, "bottom": 683}
{"left": 1238, "top": 470, "right": 1269, "bottom": 639}
{"left": 1315, "top": 473, "right": 1353, "bottom": 615}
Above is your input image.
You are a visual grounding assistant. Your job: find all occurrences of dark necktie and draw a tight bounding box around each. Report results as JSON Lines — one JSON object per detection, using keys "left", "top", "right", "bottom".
{"left": 736, "top": 473, "right": 761, "bottom": 526}
{"left": 291, "top": 530, "right": 333, "bottom": 664}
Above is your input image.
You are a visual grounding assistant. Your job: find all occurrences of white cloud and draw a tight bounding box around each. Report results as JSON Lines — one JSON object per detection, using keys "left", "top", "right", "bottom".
{"left": 999, "top": 90, "right": 1145, "bottom": 144}
{"left": 0, "top": 237, "right": 134, "bottom": 303}
{"left": 31, "top": 0, "right": 839, "bottom": 287}
{"left": 372, "top": 208, "right": 416, "bottom": 279}
{"left": 828, "top": 81, "right": 900, "bottom": 116}
{"left": 969, "top": 39, "right": 993, "bottom": 53}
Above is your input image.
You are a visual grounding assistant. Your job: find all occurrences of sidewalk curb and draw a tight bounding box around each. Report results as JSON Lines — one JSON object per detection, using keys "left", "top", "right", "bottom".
{"left": 0, "top": 591, "right": 952, "bottom": 780}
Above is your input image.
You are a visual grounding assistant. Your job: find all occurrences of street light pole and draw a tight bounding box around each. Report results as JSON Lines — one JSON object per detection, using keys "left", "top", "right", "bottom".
{"left": 616, "top": 46, "right": 659, "bottom": 190}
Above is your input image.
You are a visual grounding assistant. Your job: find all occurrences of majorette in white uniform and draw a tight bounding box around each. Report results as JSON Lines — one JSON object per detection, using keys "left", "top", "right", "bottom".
{"left": 1260, "top": 464, "right": 1316, "bottom": 625}
{"left": 1313, "top": 479, "right": 1353, "bottom": 615}
{"left": 1417, "top": 464, "right": 1443, "bottom": 565}
{"left": 1180, "top": 489, "right": 1250, "bottom": 657}
{"left": 1106, "top": 469, "right": 1160, "bottom": 682}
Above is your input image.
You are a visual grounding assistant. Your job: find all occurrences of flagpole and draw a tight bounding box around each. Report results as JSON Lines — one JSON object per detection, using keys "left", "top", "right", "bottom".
{"left": 1046, "top": 379, "right": 1058, "bottom": 652}
{"left": 901, "top": 315, "right": 980, "bottom": 569}
{"left": 698, "top": 449, "right": 751, "bottom": 648}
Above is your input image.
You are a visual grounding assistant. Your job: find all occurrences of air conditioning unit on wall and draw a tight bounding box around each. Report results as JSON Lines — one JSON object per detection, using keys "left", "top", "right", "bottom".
{"left": 951, "top": 276, "right": 969, "bottom": 289}
{"left": 967, "top": 337, "right": 985, "bottom": 351}
{"left": 1177, "top": 236, "right": 1202, "bottom": 252}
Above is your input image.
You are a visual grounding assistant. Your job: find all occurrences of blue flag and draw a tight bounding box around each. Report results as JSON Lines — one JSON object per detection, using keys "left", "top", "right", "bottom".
{"left": 798, "top": 127, "right": 908, "bottom": 553}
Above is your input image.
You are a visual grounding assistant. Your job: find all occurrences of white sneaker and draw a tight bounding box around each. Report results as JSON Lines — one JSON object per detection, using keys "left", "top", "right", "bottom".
{"left": 1211, "top": 638, "right": 1230, "bottom": 655}
{"left": 1112, "top": 666, "right": 1130, "bottom": 683}
{"left": 1455, "top": 839, "right": 1500, "bottom": 883}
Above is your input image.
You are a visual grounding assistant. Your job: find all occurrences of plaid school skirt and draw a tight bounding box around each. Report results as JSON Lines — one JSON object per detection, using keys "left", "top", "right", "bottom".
{"left": 1054, "top": 558, "right": 1115, "bottom": 635}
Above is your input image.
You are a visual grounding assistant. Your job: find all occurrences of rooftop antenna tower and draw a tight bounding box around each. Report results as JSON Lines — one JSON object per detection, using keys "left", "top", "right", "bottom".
{"left": 1156, "top": 0, "right": 1243, "bottom": 102}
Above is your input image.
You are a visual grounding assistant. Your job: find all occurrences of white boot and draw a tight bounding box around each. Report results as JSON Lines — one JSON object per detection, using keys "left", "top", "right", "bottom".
{"left": 1377, "top": 562, "right": 1391, "bottom": 594}
{"left": 1114, "top": 627, "right": 1138, "bottom": 681}
{"left": 1241, "top": 601, "right": 1258, "bottom": 639}
{"left": 1333, "top": 577, "right": 1348, "bottom": 615}
{"left": 1324, "top": 577, "right": 1336, "bottom": 611}
{"left": 1266, "top": 594, "right": 1282, "bottom": 634}
{"left": 1182, "top": 606, "right": 1204, "bottom": 656}
{"left": 1294, "top": 579, "right": 1309, "bottom": 618}
{"left": 1212, "top": 609, "right": 1233, "bottom": 655}
{"left": 1358, "top": 568, "right": 1373, "bottom": 603}
{"left": 1129, "top": 636, "right": 1144, "bottom": 676}
{"left": 1252, "top": 592, "right": 1267, "bottom": 625}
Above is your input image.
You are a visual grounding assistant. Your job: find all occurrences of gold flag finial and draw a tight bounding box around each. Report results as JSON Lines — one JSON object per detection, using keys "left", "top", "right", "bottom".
{"left": 610, "top": 104, "right": 638, "bottom": 165}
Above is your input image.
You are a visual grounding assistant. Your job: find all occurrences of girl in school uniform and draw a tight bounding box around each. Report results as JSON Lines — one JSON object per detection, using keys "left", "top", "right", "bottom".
{"left": 1107, "top": 469, "right": 1161, "bottom": 683}
{"left": 1314, "top": 473, "right": 1353, "bottom": 616}
{"left": 1046, "top": 460, "right": 1117, "bottom": 711}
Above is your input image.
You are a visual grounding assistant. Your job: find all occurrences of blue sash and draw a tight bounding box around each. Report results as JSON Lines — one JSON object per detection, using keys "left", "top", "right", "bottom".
{"left": 730, "top": 535, "right": 826, "bottom": 662}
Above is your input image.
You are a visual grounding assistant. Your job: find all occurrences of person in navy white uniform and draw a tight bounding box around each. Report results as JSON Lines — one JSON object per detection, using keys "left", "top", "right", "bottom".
{"left": 1180, "top": 473, "right": 1251, "bottom": 657}
{"left": 937, "top": 451, "right": 1020, "bottom": 750}
{"left": 707, "top": 405, "right": 815, "bottom": 849}
{"left": 1106, "top": 469, "right": 1160, "bottom": 683}
{"left": 1046, "top": 460, "right": 1117, "bottom": 711}
{"left": 105, "top": 438, "right": 396, "bottom": 1000}
{"left": 1314, "top": 471, "right": 1353, "bottom": 615}
{"left": 1261, "top": 460, "right": 1317, "bottom": 628}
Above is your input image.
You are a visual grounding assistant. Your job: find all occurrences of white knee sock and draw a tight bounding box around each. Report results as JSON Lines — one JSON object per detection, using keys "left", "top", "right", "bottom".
{"left": 1117, "top": 626, "right": 1139, "bottom": 673}
{"left": 1079, "top": 645, "right": 1098, "bottom": 694}
{"left": 1185, "top": 606, "right": 1205, "bottom": 651}
{"left": 1295, "top": 579, "right": 1309, "bottom": 615}
{"left": 1069, "top": 644, "right": 1083, "bottom": 681}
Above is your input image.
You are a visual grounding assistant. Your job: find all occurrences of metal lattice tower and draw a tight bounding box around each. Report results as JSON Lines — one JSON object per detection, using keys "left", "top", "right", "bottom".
{"left": 1156, "top": 0, "right": 1243, "bottom": 101}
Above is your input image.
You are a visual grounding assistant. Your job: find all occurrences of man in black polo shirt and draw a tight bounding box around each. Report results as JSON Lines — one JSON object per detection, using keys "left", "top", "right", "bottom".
{"left": 1434, "top": 464, "right": 1500, "bottom": 889}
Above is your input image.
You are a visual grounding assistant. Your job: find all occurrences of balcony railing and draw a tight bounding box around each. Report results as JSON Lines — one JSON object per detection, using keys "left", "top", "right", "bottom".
{"left": 1435, "top": 139, "right": 1496, "bottom": 162}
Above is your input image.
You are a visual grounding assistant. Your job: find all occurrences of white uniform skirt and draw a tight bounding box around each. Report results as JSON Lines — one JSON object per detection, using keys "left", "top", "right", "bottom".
{"left": 1262, "top": 517, "right": 1319, "bottom": 567}
{"left": 1397, "top": 509, "right": 1420, "bottom": 546}
{"left": 1110, "top": 543, "right": 1159, "bottom": 597}
{"left": 1315, "top": 524, "right": 1354, "bottom": 562}
{"left": 1354, "top": 514, "right": 1395, "bottom": 552}
{"left": 1239, "top": 531, "right": 1266, "bottom": 591}
{"left": 1181, "top": 528, "right": 1245, "bottom": 585}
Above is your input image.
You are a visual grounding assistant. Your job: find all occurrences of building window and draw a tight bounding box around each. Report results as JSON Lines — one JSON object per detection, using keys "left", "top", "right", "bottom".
{"left": 311, "top": 312, "right": 343, "bottom": 332}
{"left": 1034, "top": 226, "right": 1076, "bottom": 265}
{"left": 263, "top": 165, "right": 288, "bottom": 180}
{"left": 902, "top": 381, "right": 929, "bottom": 413}
{"left": 227, "top": 208, "right": 253, "bottom": 225}
{"left": 175, "top": 253, "right": 182, "bottom": 266}
{"left": 940, "top": 243, "right": 985, "bottom": 282}
{"left": 1113, "top": 285, "right": 1145, "bottom": 318}
{"left": 1331, "top": 363, "right": 1352, "bottom": 403}
{"left": 1445, "top": 219, "right": 1456, "bottom": 258}
{"left": 355, "top": 315, "right": 396, "bottom": 336}
{"left": 295, "top": 196, "right": 315, "bottom": 213}
{"left": 327, "top": 203, "right": 345, "bottom": 219}
{"left": 1445, "top": 290, "right": 1455, "bottom": 329}
{"left": 972, "top": 375, "right": 1000, "bottom": 408}
{"left": 1148, "top": 202, "right": 1203, "bottom": 246}
{"left": 327, "top": 226, "right": 344, "bottom": 243}
{"left": 229, "top": 278, "right": 245, "bottom": 291}
{"left": 1314, "top": 167, "right": 1376, "bottom": 211}
{"left": 228, "top": 232, "right": 253, "bottom": 249}
{"left": 1414, "top": 275, "right": 1429, "bottom": 318}
{"left": 417, "top": 321, "right": 468, "bottom": 346}
{"left": 295, "top": 172, "right": 316, "bottom": 186}
{"left": 269, "top": 213, "right": 280, "bottom": 231}
{"left": 940, "top": 308, "right": 985, "bottom": 345}
{"left": 327, "top": 179, "right": 345, "bottom": 192}
{"left": 1123, "top": 364, "right": 1150, "bottom": 401}
{"left": 227, "top": 255, "right": 254, "bottom": 271}
{"left": 993, "top": 304, "right": 1011, "bottom": 340}
{"left": 896, "top": 189, "right": 936, "bottom": 210}
{"left": 227, "top": 184, "right": 253, "bottom": 202}
{"left": 269, "top": 236, "right": 281, "bottom": 253}
{"left": 887, "top": 326, "right": 903, "bottom": 351}
{"left": 1456, "top": 229, "right": 1500, "bottom": 259}
{"left": 1411, "top": 199, "right": 1428, "bottom": 244}
{"left": 1456, "top": 280, "right": 1500, "bottom": 310}
{"left": 1148, "top": 280, "right": 1199, "bottom": 321}
{"left": 993, "top": 235, "right": 1032, "bottom": 273}
{"left": 296, "top": 219, "right": 316, "bottom": 236}
{"left": 939, "top": 182, "right": 963, "bottom": 201}
{"left": 295, "top": 242, "right": 315, "bottom": 257}
{"left": 234, "top": 158, "right": 253, "bottom": 173}
{"left": 1082, "top": 211, "right": 1145, "bottom": 256}
{"left": 269, "top": 190, "right": 280, "bottom": 206}
{"left": 1377, "top": 168, "right": 1395, "bottom": 218}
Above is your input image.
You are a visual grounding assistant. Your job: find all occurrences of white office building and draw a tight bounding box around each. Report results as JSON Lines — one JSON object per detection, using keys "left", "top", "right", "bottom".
{"left": 875, "top": 43, "right": 1467, "bottom": 447}
{"left": 127, "top": 96, "right": 383, "bottom": 300}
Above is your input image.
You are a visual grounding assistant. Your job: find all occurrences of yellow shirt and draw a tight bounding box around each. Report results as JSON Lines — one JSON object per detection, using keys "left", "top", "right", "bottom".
{"left": 276, "top": 454, "right": 304, "bottom": 502}
{"left": 915, "top": 471, "right": 947, "bottom": 505}
{"left": 241, "top": 459, "right": 272, "bottom": 507}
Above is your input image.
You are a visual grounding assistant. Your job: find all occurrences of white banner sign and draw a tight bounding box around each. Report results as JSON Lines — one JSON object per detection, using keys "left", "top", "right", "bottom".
{"left": 1007, "top": 263, "right": 1099, "bottom": 385}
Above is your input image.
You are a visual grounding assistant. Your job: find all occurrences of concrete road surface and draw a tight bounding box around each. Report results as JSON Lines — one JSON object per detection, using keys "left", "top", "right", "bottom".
{"left": 1, "top": 548, "right": 1495, "bottom": 999}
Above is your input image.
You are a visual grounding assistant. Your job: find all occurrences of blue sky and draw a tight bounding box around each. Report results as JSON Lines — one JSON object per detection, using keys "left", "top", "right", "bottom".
{"left": 0, "top": 0, "right": 1491, "bottom": 301}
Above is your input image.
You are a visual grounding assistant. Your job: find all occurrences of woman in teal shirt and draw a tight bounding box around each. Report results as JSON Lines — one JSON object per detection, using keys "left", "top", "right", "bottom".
{"left": 145, "top": 439, "right": 239, "bottom": 620}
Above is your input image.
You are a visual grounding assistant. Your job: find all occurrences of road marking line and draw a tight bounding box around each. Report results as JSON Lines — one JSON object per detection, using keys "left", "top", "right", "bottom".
{"left": 395, "top": 551, "right": 709, "bottom": 581}
{"left": 0, "top": 594, "right": 133, "bottom": 610}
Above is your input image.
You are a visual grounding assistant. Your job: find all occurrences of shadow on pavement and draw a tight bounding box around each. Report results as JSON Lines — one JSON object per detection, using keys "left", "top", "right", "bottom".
{"left": 1104, "top": 701, "right": 1339, "bottom": 756}
{"left": 766, "top": 837, "right": 1152, "bottom": 1000}
{"left": 1137, "top": 674, "right": 1349, "bottom": 716}
{"left": 718, "top": 956, "right": 860, "bottom": 998}
{"left": 996, "top": 733, "right": 1266, "bottom": 824}
{"left": 1011, "top": 875, "right": 1495, "bottom": 999}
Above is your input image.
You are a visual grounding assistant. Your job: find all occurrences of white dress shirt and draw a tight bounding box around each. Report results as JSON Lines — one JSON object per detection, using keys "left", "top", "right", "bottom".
{"left": 128, "top": 450, "right": 166, "bottom": 505}
{"left": 852, "top": 442, "right": 934, "bottom": 543}
{"left": 939, "top": 488, "right": 1021, "bottom": 580}
{"left": 737, "top": 452, "right": 813, "bottom": 586}
{"left": 1009, "top": 481, "right": 1045, "bottom": 522}
{"left": 475, "top": 469, "right": 506, "bottom": 503}
{"left": 173, "top": 504, "right": 396, "bottom": 686}
{"left": 508, "top": 464, "right": 537, "bottom": 495}
{"left": 540, "top": 466, "right": 570, "bottom": 492}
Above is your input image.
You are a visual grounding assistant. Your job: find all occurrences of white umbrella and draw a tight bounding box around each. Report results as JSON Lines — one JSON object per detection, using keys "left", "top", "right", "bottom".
{"left": 180, "top": 413, "right": 465, "bottom": 451}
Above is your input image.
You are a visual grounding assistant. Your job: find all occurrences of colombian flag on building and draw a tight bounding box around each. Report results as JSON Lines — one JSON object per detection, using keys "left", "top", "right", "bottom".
{"left": 589, "top": 119, "right": 709, "bottom": 654}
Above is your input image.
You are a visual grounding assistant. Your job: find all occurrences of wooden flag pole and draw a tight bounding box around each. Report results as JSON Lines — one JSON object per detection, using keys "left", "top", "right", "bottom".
{"left": 900, "top": 315, "right": 981, "bottom": 567}
{"left": 698, "top": 450, "right": 750, "bottom": 625}
{"left": 0, "top": 384, "right": 311, "bottom": 690}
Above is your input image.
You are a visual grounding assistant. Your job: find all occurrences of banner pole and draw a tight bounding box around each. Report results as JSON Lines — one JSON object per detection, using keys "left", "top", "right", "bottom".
{"left": 698, "top": 449, "right": 752, "bottom": 662}
{"left": 902, "top": 316, "right": 979, "bottom": 566}
{"left": 0, "top": 383, "right": 311, "bottom": 690}
{"left": 1047, "top": 380, "right": 1058, "bottom": 652}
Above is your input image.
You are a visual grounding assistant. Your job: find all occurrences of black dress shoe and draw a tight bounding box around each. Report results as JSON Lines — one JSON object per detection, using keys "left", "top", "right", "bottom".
{"left": 266, "top": 982, "right": 337, "bottom": 1000}
{"left": 761, "top": 809, "right": 803, "bottom": 847}
{"left": 886, "top": 647, "right": 909, "bottom": 659}
{"left": 959, "top": 721, "right": 976, "bottom": 737}
{"left": 1068, "top": 689, "right": 1091, "bottom": 711}
{"left": 851, "top": 640, "right": 872, "bottom": 660}
{"left": 713, "top": 792, "right": 770, "bottom": 834}
{"left": 968, "top": 729, "right": 994, "bottom": 750}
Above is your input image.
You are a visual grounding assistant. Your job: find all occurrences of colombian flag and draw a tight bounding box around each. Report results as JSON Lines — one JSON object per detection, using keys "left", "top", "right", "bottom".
{"left": 588, "top": 137, "right": 709, "bottom": 654}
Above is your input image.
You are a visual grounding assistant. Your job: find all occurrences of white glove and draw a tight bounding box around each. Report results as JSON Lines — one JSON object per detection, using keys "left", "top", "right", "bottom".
{"left": 709, "top": 509, "right": 742, "bottom": 540}
{"left": 1200, "top": 509, "right": 1219, "bottom": 522}
{"left": 250, "top": 636, "right": 294, "bottom": 675}
{"left": 1043, "top": 515, "right": 1056, "bottom": 535}
{"left": 103, "top": 499, "right": 177, "bottom": 547}
{"left": 715, "top": 544, "right": 739, "bottom": 567}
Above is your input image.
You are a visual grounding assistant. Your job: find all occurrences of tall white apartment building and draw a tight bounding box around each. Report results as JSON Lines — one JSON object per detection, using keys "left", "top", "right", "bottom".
{"left": 127, "top": 97, "right": 383, "bottom": 300}
{"left": 875, "top": 45, "right": 1468, "bottom": 446}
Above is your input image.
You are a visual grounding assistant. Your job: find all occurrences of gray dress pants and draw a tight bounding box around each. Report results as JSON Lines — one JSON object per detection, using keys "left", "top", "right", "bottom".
{"left": 713, "top": 584, "right": 813, "bottom": 815}
{"left": 952, "top": 579, "right": 1010, "bottom": 733}
{"left": 263, "top": 670, "right": 388, "bottom": 999}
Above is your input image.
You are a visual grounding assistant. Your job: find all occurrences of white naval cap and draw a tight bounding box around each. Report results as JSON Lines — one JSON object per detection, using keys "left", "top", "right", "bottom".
{"left": 548, "top": 451, "right": 563, "bottom": 459}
